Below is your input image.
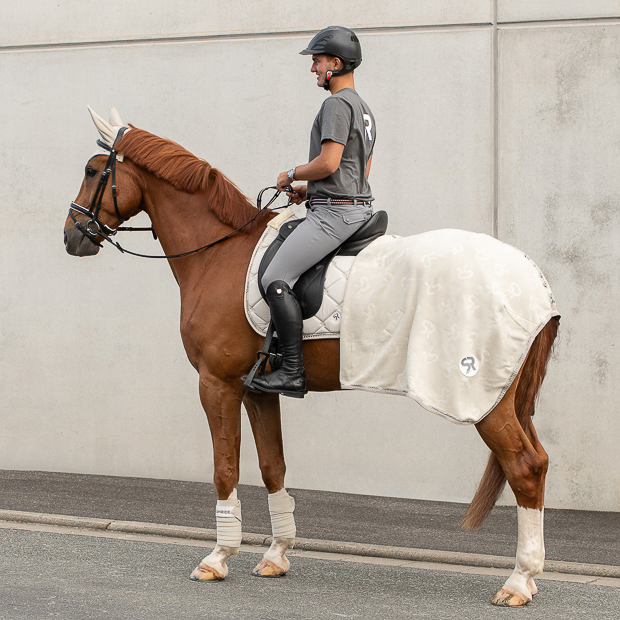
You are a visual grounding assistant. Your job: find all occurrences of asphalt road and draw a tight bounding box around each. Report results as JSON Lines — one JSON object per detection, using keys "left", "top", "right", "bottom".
{"left": 1, "top": 525, "right": 619, "bottom": 620}
{"left": 1, "top": 470, "right": 619, "bottom": 566}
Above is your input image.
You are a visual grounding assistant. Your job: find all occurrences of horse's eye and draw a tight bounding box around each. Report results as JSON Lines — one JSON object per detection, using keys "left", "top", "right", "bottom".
{"left": 85, "top": 167, "right": 97, "bottom": 178}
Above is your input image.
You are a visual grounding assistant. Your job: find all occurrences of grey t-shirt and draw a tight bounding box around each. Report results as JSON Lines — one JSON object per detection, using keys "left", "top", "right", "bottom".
{"left": 306, "top": 88, "right": 375, "bottom": 201}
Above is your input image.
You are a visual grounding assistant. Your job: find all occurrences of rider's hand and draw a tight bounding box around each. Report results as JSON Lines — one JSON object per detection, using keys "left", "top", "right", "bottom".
{"left": 277, "top": 171, "right": 294, "bottom": 192}
{"left": 286, "top": 185, "right": 307, "bottom": 205}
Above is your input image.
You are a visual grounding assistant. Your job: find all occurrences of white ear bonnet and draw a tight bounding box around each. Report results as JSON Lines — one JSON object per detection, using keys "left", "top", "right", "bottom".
{"left": 87, "top": 105, "right": 131, "bottom": 162}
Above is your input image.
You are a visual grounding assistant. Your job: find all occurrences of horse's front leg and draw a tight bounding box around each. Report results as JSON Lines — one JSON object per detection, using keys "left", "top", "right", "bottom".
{"left": 244, "top": 390, "right": 296, "bottom": 578}
{"left": 190, "top": 374, "right": 243, "bottom": 582}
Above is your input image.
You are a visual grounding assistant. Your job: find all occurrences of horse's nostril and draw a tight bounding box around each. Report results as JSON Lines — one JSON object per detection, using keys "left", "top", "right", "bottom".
{"left": 64, "top": 230, "right": 68, "bottom": 246}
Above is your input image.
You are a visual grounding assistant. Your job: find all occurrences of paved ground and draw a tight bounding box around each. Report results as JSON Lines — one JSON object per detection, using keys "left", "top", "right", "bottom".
{"left": 1, "top": 470, "right": 619, "bottom": 566}
{"left": 1, "top": 524, "right": 619, "bottom": 620}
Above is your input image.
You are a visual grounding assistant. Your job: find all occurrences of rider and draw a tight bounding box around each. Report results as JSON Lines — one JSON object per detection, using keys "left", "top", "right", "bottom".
{"left": 249, "top": 26, "right": 376, "bottom": 398}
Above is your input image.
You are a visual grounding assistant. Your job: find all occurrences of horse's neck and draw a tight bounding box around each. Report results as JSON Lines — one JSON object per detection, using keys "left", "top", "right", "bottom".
{"left": 141, "top": 173, "right": 262, "bottom": 286}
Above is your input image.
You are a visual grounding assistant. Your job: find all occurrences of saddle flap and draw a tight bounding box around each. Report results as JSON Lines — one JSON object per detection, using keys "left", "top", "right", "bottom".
{"left": 257, "top": 210, "right": 389, "bottom": 320}
{"left": 257, "top": 219, "right": 304, "bottom": 300}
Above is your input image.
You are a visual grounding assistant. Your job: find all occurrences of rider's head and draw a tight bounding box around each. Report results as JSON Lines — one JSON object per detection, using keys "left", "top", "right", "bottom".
{"left": 300, "top": 26, "right": 362, "bottom": 91}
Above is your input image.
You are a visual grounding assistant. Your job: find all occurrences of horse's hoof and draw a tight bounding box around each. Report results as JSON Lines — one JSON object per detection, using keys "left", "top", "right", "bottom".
{"left": 190, "top": 562, "right": 227, "bottom": 582}
{"left": 492, "top": 586, "right": 531, "bottom": 607}
{"left": 528, "top": 578, "right": 538, "bottom": 596}
{"left": 252, "top": 556, "right": 290, "bottom": 578}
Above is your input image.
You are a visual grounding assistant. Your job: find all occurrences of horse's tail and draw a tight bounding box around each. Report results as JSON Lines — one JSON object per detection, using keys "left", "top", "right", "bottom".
{"left": 461, "top": 315, "right": 559, "bottom": 530}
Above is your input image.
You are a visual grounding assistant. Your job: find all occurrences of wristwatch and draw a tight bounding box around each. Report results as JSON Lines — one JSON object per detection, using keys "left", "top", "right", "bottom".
{"left": 288, "top": 168, "right": 296, "bottom": 182}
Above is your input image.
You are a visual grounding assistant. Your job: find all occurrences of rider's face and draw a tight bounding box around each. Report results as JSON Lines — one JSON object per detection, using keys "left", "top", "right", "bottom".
{"left": 311, "top": 54, "right": 337, "bottom": 88}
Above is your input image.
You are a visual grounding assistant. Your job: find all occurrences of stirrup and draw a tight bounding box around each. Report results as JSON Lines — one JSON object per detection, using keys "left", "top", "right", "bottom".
{"left": 242, "top": 322, "right": 281, "bottom": 390}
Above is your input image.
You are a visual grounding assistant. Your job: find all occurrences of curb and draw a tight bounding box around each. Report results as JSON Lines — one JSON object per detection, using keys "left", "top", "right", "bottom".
{"left": 2, "top": 509, "right": 619, "bottom": 579}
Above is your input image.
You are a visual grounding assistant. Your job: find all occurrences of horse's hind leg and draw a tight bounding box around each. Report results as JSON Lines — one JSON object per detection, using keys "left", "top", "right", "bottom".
{"left": 475, "top": 376, "right": 548, "bottom": 607}
{"left": 521, "top": 419, "right": 548, "bottom": 597}
{"left": 244, "top": 390, "right": 296, "bottom": 577}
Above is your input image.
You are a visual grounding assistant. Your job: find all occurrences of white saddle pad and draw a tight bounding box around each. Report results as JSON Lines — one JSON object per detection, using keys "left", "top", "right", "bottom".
{"left": 340, "top": 229, "right": 559, "bottom": 425}
{"left": 244, "top": 207, "right": 356, "bottom": 339}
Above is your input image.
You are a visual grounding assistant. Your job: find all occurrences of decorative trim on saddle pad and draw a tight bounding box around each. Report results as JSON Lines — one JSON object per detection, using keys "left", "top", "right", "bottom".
{"left": 244, "top": 207, "right": 356, "bottom": 339}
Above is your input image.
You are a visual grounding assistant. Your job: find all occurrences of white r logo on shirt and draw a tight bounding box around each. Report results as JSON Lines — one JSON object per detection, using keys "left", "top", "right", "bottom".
{"left": 363, "top": 114, "right": 373, "bottom": 141}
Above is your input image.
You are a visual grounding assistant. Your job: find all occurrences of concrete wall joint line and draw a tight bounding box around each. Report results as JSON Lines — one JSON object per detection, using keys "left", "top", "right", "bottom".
{"left": 498, "top": 16, "right": 620, "bottom": 28}
{"left": 492, "top": 0, "right": 499, "bottom": 239}
{"left": 5, "top": 16, "right": 620, "bottom": 52}
{"left": 0, "top": 23, "right": 498, "bottom": 53}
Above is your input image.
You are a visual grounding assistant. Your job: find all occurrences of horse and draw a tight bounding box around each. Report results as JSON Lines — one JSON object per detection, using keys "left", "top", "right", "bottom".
{"left": 63, "top": 107, "right": 559, "bottom": 607}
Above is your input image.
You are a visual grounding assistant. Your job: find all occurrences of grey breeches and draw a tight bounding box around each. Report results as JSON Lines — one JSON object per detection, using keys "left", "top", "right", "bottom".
{"left": 261, "top": 201, "right": 373, "bottom": 291}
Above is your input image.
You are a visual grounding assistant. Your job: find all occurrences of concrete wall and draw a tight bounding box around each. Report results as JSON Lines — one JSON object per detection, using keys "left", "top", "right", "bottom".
{"left": 1, "top": 2, "right": 619, "bottom": 511}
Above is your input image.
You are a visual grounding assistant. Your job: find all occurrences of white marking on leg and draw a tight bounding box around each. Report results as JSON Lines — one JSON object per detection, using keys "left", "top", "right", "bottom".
{"left": 262, "top": 489, "right": 296, "bottom": 570}
{"left": 263, "top": 538, "right": 293, "bottom": 572}
{"left": 199, "top": 544, "right": 238, "bottom": 577}
{"left": 504, "top": 506, "right": 545, "bottom": 600}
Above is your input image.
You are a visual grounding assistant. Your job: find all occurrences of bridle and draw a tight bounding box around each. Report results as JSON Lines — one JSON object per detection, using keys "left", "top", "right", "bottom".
{"left": 69, "top": 129, "right": 156, "bottom": 245}
{"left": 68, "top": 134, "right": 285, "bottom": 259}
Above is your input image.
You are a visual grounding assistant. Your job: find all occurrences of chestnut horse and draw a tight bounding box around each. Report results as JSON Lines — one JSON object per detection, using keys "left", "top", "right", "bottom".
{"left": 64, "top": 108, "right": 558, "bottom": 607}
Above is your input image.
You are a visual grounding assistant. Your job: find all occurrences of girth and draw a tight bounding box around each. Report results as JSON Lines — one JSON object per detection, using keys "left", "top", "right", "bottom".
{"left": 257, "top": 210, "right": 388, "bottom": 319}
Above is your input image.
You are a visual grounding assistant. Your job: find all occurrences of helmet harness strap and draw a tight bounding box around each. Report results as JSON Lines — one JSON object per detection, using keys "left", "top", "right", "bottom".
{"left": 323, "top": 59, "right": 352, "bottom": 90}
{"left": 323, "top": 70, "right": 333, "bottom": 90}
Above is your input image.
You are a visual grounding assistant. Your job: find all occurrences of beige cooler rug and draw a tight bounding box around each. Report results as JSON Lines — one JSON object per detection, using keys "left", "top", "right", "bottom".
{"left": 340, "top": 229, "right": 559, "bottom": 424}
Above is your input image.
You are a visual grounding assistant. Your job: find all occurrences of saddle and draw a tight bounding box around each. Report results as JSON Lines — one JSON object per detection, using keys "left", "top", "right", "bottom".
{"left": 257, "top": 210, "right": 389, "bottom": 319}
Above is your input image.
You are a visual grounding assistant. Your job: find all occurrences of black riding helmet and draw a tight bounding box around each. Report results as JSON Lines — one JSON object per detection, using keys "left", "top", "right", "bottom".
{"left": 300, "top": 26, "right": 362, "bottom": 89}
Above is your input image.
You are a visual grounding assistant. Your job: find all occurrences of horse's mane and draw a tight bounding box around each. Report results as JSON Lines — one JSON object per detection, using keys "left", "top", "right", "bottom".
{"left": 116, "top": 126, "right": 260, "bottom": 229}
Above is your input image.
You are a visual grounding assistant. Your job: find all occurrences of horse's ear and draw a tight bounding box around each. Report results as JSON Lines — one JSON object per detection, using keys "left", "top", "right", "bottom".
{"left": 87, "top": 105, "right": 116, "bottom": 146}
{"left": 109, "top": 105, "right": 125, "bottom": 128}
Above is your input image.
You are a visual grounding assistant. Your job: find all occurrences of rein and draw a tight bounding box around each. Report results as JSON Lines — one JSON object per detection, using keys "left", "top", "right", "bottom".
{"left": 68, "top": 138, "right": 286, "bottom": 259}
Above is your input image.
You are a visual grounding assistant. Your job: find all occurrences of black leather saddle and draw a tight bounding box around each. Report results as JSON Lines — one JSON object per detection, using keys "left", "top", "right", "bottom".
{"left": 257, "top": 210, "right": 388, "bottom": 319}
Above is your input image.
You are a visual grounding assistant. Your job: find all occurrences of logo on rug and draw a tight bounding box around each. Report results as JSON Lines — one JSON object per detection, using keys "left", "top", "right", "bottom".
{"left": 459, "top": 356, "right": 479, "bottom": 377}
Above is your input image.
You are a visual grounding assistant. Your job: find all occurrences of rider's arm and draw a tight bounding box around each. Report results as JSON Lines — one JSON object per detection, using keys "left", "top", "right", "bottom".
{"left": 277, "top": 140, "right": 344, "bottom": 191}
{"left": 295, "top": 140, "right": 345, "bottom": 181}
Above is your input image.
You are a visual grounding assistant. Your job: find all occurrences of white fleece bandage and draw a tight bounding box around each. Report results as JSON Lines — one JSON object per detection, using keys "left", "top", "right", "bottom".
{"left": 215, "top": 489, "right": 242, "bottom": 548}
{"left": 504, "top": 506, "right": 545, "bottom": 598}
{"left": 268, "top": 489, "right": 296, "bottom": 540}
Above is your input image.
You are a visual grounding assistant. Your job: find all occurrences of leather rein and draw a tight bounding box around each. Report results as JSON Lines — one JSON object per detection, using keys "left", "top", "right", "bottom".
{"left": 68, "top": 136, "right": 285, "bottom": 260}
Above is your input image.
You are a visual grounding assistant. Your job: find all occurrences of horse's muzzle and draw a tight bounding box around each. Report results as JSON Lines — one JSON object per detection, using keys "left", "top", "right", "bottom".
{"left": 64, "top": 225, "right": 101, "bottom": 256}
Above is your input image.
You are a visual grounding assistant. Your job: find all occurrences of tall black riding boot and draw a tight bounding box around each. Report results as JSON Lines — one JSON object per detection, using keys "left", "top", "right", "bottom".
{"left": 250, "top": 280, "right": 307, "bottom": 398}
